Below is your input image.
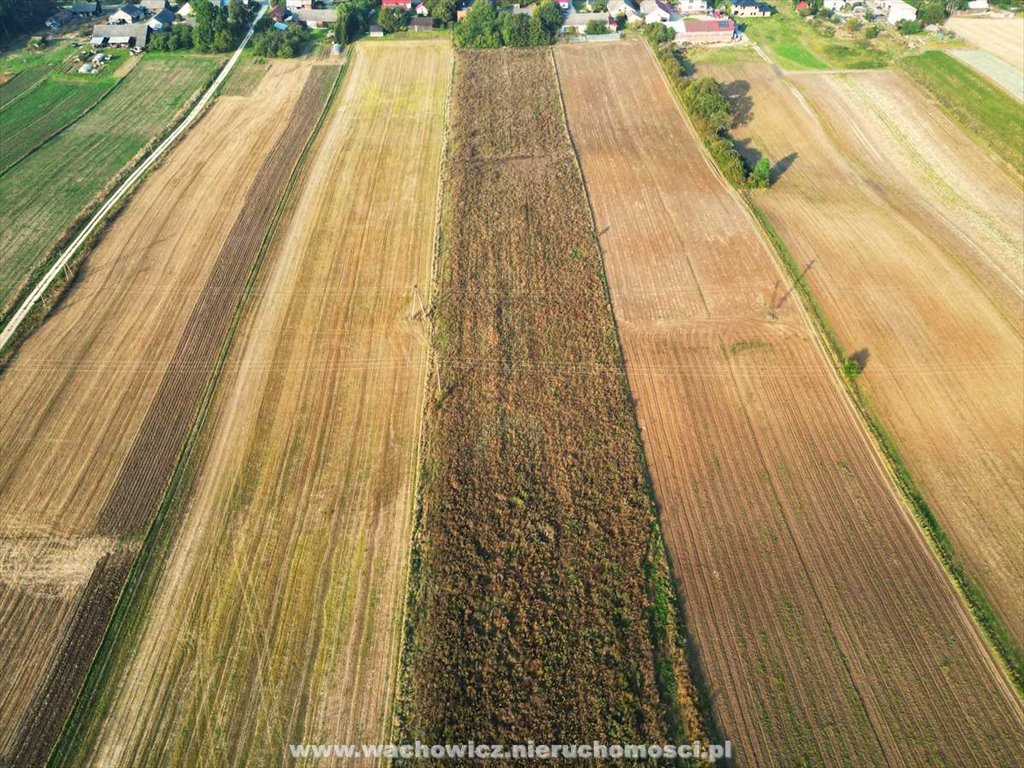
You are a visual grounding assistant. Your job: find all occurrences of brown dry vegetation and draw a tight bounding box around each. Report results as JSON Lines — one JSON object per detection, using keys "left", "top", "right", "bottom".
{"left": 0, "top": 60, "right": 324, "bottom": 766}
{"left": 399, "top": 47, "right": 695, "bottom": 747}
{"left": 556, "top": 41, "right": 1024, "bottom": 766}
{"left": 61, "top": 42, "right": 450, "bottom": 767}
{"left": 700, "top": 59, "right": 1024, "bottom": 649}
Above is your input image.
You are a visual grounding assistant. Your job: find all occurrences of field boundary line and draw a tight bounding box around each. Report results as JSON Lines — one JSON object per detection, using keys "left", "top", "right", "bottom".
{"left": 745, "top": 200, "right": 1024, "bottom": 700}
{"left": 0, "top": 6, "right": 266, "bottom": 356}
{"left": 47, "top": 60, "right": 349, "bottom": 768}
{"left": 552, "top": 44, "right": 713, "bottom": 745}
{"left": 646, "top": 32, "right": 1023, "bottom": 716}
{"left": 391, "top": 41, "right": 455, "bottom": 747}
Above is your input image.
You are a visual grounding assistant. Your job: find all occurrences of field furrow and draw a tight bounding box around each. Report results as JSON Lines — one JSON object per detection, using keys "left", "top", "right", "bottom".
{"left": 61, "top": 42, "right": 450, "bottom": 767}
{"left": 556, "top": 41, "right": 1023, "bottom": 766}
{"left": 0, "top": 60, "right": 320, "bottom": 766}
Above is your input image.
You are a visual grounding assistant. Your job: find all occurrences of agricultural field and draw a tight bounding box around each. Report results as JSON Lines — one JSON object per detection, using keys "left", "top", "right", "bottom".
{"left": 400, "top": 46, "right": 696, "bottom": 748}
{"left": 0, "top": 55, "right": 219, "bottom": 322}
{"left": 0, "top": 59, "right": 327, "bottom": 767}
{"left": 0, "top": 76, "right": 117, "bottom": 174}
{"left": 698, "top": 57, "right": 1024, "bottom": 649}
{"left": 556, "top": 41, "right": 1023, "bottom": 766}
{"left": 58, "top": 42, "right": 450, "bottom": 767}
{"left": 946, "top": 15, "right": 1024, "bottom": 72}
{"left": 742, "top": 4, "right": 892, "bottom": 70}
{"left": 947, "top": 48, "right": 1023, "bottom": 101}
{"left": 901, "top": 50, "right": 1024, "bottom": 177}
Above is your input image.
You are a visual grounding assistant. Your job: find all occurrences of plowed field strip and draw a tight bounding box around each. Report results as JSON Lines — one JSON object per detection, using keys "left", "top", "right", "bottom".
{"left": 96, "top": 65, "right": 340, "bottom": 537}
{"left": 556, "top": 41, "right": 1024, "bottom": 767}
{"left": 62, "top": 42, "right": 450, "bottom": 767}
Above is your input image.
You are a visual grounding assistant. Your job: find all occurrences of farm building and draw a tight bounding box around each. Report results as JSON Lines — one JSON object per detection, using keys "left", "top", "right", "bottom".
{"left": 678, "top": 0, "right": 709, "bottom": 13}
{"left": 91, "top": 21, "right": 151, "bottom": 47}
{"left": 285, "top": 0, "right": 308, "bottom": 7}
{"left": 138, "top": 0, "right": 170, "bottom": 11}
{"left": 732, "top": 0, "right": 772, "bottom": 16}
{"left": 965, "top": 0, "right": 988, "bottom": 10}
{"left": 562, "top": 11, "right": 612, "bottom": 33}
{"left": 640, "top": 0, "right": 672, "bottom": 23}
{"left": 607, "top": 0, "right": 641, "bottom": 21}
{"left": 109, "top": 4, "right": 146, "bottom": 24}
{"left": 369, "top": 24, "right": 385, "bottom": 35}
{"left": 268, "top": 4, "right": 288, "bottom": 21}
{"left": 147, "top": 8, "right": 175, "bottom": 28}
{"left": 416, "top": 2, "right": 429, "bottom": 14}
{"left": 294, "top": 7, "right": 335, "bottom": 27}
{"left": 885, "top": 0, "right": 916, "bottom": 24}
{"left": 46, "top": 9, "right": 73, "bottom": 28}
{"left": 71, "top": 2, "right": 103, "bottom": 16}
{"left": 410, "top": 15, "right": 435, "bottom": 29}
{"left": 676, "top": 15, "right": 735, "bottom": 42}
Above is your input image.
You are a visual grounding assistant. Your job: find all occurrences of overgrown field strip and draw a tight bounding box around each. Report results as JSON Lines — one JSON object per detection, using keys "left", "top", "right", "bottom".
{"left": 701, "top": 61, "right": 1024, "bottom": 650}
{"left": 0, "top": 60, "right": 323, "bottom": 766}
{"left": 556, "top": 41, "right": 1024, "bottom": 766}
{"left": 60, "top": 42, "right": 450, "bottom": 767}
{"left": 0, "top": 56, "right": 218, "bottom": 320}
{"left": 0, "top": 77, "right": 115, "bottom": 174}
{"left": 400, "top": 48, "right": 697, "bottom": 748}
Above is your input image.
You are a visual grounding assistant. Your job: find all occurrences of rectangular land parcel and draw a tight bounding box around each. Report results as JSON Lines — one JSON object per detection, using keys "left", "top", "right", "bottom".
{"left": 556, "top": 40, "right": 1024, "bottom": 767}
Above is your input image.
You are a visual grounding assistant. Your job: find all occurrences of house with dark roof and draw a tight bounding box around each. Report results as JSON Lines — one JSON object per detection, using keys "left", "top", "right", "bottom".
{"left": 148, "top": 8, "right": 176, "bottom": 29}
{"left": 268, "top": 4, "right": 289, "bottom": 21}
{"left": 109, "top": 4, "right": 147, "bottom": 24}
{"left": 409, "top": 15, "right": 434, "bottom": 30}
{"left": 293, "top": 7, "right": 336, "bottom": 27}
{"left": 139, "top": 0, "right": 170, "bottom": 12}
{"left": 71, "top": 2, "right": 103, "bottom": 16}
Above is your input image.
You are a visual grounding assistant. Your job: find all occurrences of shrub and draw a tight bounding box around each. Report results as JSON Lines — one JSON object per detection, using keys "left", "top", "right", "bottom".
{"left": 379, "top": 4, "right": 408, "bottom": 32}
{"left": 584, "top": 18, "right": 608, "bottom": 34}
{"left": 644, "top": 22, "right": 673, "bottom": 44}
{"left": 749, "top": 156, "right": 771, "bottom": 188}
{"left": 897, "top": 19, "right": 923, "bottom": 34}
{"left": 863, "top": 23, "right": 879, "bottom": 39}
{"left": 454, "top": 0, "right": 501, "bottom": 47}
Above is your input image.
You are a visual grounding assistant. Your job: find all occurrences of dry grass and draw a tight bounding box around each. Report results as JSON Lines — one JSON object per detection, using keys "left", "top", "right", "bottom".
{"left": 945, "top": 16, "right": 1024, "bottom": 72}
{"left": 0, "top": 59, "right": 319, "bottom": 765}
{"left": 556, "top": 40, "right": 1024, "bottom": 766}
{"left": 400, "top": 47, "right": 696, "bottom": 747}
{"left": 61, "top": 42, "right": 451, "bottom": 767}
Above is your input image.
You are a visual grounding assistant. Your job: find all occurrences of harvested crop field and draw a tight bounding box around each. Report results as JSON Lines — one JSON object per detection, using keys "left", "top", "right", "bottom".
{"left": 0, "top": 56, "right": 219, "bottom": 320}
{"left": 556, "top": 41, "right": 1024, "bottom": 766}
{"left": 0, "top": 59, "right": 326, "bottom": 766}
{"left": 60, "top": 42, "right": 450, "bottom": 767}
{"left": 400, "top": 47, "right": 696, "bottom": 748}
{"left": 946, "top": 16, "right": 1024, "bottom": 72}
{"left": 699, "top": 59, "right": 1024, "bottom": 650}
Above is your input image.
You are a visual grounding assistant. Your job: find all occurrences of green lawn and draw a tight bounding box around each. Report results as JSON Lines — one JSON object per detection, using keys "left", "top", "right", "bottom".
{"left": 742, "top": 7, "right": 891, "bottom": 70}
{"left": 901, "top": 50, "right": 1024, "bottom": 178}
{"left": 0, "top": 55, "right": 220, "bottom": 319}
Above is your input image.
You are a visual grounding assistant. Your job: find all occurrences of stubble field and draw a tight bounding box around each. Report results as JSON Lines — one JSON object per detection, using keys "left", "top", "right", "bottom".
{"left": 0, "top": 59, "right": 326, "bottom": 767}
{"left": 945, "top": 16, "right": 1024, "bottom": 72}
{"left": 556, "top": 41, "right": 1023, "bottom": 766}
{"left": 700, "top": 58, "right": 1024, "bottom": 650}
{"left": 58, "top": 42, "right": 451, "bottom": 767}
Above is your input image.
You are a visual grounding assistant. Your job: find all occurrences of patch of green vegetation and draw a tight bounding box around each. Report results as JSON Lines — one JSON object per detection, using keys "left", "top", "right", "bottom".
{"left": 743, "top": 6, "right": 891, "bottom": 70}
{"left": 0, "top": 56, "right": 219, "bottom": 319}
{"left": 219, "top": 58, "right": 269, "bottom": 96}
{"left": 0, "top": 77, "right": 117, "bottom": 173}
{"left": 900, "top": 50, "right": 1024, "bottom": 179}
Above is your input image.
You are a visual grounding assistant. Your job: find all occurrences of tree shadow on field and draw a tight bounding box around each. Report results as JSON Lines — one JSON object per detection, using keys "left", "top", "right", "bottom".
{"left": 848, "top": 347, "right": 870, "bottom": 372}
{"left": 719, "top": 79, "right": 753, "bottom": 129}
{"left": 771, "top": 151, "right": 798, "bottom": 184}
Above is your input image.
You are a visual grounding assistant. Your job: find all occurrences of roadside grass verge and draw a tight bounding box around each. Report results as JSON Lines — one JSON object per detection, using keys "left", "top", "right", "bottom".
{"left": 900, "top": 50, "right": 1024, "bottom": 179}
{"left": 746, "top": 201, "right": 1024, "bottom": 697}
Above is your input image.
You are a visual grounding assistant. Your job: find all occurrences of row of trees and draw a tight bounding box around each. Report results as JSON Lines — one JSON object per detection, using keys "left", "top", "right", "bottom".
{"left": 454, "top": 0, "right": 563, "bottom": 48}
{"left": 0, "top": 0, "right": 54, "bottom": 40}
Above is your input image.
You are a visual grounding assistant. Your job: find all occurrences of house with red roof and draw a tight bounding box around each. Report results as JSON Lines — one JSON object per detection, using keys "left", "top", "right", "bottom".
{"left": 382, "top": 0, "right": 413, "bottom": 9}
{"left": 675, "top": 15, "right": 735, "bottom": 42}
